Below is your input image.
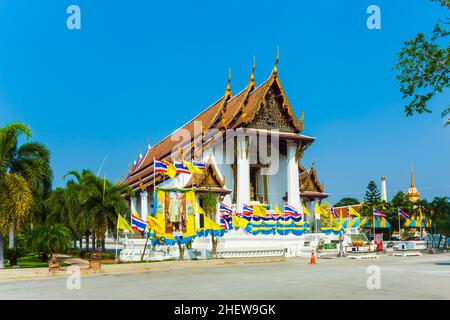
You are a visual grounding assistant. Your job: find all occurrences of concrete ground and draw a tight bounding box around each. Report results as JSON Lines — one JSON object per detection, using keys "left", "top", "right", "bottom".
{"left": 0, "top": 253, "right": 449, "bottom": 299}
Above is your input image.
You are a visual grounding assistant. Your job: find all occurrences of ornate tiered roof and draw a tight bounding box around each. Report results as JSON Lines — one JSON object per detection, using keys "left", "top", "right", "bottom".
{"left": 125, "top": 60, "right": 316, "bottom": 192}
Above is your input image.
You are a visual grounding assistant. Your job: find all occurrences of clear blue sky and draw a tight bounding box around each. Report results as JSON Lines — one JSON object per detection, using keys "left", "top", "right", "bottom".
{"left": 0, "top": 0, "right": 449, "bottom": 204}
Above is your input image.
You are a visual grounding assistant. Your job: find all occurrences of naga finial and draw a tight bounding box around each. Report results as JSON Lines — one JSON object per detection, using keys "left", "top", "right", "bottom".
{"left": 273, "top": 46, "right": 280, "bottom": 75}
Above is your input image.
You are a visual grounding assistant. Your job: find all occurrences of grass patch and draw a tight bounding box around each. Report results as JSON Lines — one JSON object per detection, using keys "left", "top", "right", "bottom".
{"left": 4, "top": 254, "right": 48, "bottom": 269}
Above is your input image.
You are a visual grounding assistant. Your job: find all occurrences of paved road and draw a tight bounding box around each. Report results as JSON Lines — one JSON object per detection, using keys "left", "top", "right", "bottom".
{"left": 1, "top": 254, "right": 449, "bottom": 299}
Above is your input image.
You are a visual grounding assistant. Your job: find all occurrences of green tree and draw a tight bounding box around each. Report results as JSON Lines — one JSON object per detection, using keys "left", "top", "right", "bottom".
{"left": 62, "top": 169, "right": 131, "bottom": 251}
{"left": 334, "top": 197, "right": 359, "bottom": 207}
{"left": 28, "top": 224, "right": 72, "bottom": 261}
{"left": 0, "top": 122, "right": 52, "bottom": 250}
{"left": 201, "top": 190, "right": 220, "bottom": 259}
{"left": 364, "top": 181, "right": 381, "bottom": 205}
{"left": 394, "top": 0, "right": 449, "bottom": 125}
{"left": 0, "top": 123, "right": 37, "bottom": 268}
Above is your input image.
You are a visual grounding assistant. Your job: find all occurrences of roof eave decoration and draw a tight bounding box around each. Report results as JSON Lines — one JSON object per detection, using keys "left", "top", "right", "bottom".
{"left": 300, "top": 163, "right": 325, "bottom": 193}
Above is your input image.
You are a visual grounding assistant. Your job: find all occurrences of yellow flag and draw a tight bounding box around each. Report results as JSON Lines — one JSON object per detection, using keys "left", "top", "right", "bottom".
{"left": 315, "top": 204, "right": 329, "bottom": 217}
{"left": 163, "top": 160, "right": 177, "bottom": 178}
{"left": 253, "top": 205, "right": 267, "bottom": 218}
{"left": 117, "top": 214, "right": 133, "bottom": 233}
{"left": 349, "top": 207, "right": 361, "bottom": 217}
{"left": 147, "top": 216, "right": 164, "bottom": 235}
{"left": 232, "top": 215, "right": 249, "bottom": 229}
{"left": 302, "top": 205, "right": 311, "bottom": 217}
{"left": 204, "top": 215, "right": 222, "bottom": 230}
{"left": 275, "top": 205, "right": 283, "bottom": 216}
{"left": 184, "top": 161, "right": 202, "bottom": 174}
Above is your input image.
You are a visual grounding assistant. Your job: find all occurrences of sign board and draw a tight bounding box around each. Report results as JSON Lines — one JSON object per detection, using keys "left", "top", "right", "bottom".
{"left": 374, "top": 233, "right": 383, "bottom": 252}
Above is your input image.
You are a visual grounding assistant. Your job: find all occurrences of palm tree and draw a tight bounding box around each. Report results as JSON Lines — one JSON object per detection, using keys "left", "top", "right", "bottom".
{"left": 0, "top": 122, "right": 52, "bottom": 251}
{"left": 28, "top": 224, "right": 72, "bottom": 261}
{"left": 63, "top": 169, "right": 131, "bottom": 251}
{"left": 202, "top": 190, "right": 220, "bottom": 258}
{"left": 0, "top": 122, "right": 41, "bottom": 268}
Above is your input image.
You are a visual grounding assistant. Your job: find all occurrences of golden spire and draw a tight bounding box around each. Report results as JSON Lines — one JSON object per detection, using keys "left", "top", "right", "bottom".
{"left": 272, "top": 46, "right": 280, "bottom": 76}
{"left": 410, "top": 163, "right": 415, "bottom": 187}
{"left": 225, "top": 67, "right": 232, "bottom": 94}
{"left": 407, "top": 162, "right": 420, "bottom": 203}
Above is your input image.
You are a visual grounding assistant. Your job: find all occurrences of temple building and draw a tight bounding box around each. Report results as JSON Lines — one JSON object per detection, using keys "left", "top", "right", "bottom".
{"left": 406, "top": 164, "right": 421, "bottom": 203}
{"left": 123, "top": 58, "right": 328, "bottom": 223}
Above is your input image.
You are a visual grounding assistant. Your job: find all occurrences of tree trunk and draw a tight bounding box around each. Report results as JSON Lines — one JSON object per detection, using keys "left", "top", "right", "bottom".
{"left": 92, "top": 233, "right": 96, "bottom": 252}
{"left": 8, "top": 223, "right": 15, "bottom": 249}
{"left": 0, "top": 234, "right": 4, "bottom": 269}
{"left": 102, "top": 239, "right": 106, "bottom": 252}
{"left": 211, "top": 232, "right": 217, "bottom": 259}
{"left": 85, "top": 234, "right": 89, "bottom": 251}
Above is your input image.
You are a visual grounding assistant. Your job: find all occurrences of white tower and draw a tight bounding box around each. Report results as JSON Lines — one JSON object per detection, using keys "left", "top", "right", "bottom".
{"left": 381, "top": 176, "right": 387, "bottom": 202}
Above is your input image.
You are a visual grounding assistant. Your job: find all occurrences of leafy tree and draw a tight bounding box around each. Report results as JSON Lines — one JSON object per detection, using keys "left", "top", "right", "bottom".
{"left": 28, "top": 224, "right": 71, "bottom": 261}
{"left": 334, "top": 197, "right": 359, "bottom": 207}
{"left": 201, "top": 190, "right": 220, "bottom": 259}
{"left": 59, "top": 169, "right": 131, "bottom": 251}
{"left": 364, "top": 181, "right": 381, "bottom": 205}
{"left": 394, "top": 0, "right": 449, "bottom": 125}
{"left": 0, "top": 123, "right": 38, "bottom": 268}
{"left": 0, "top": 122, "right": 52, "bottom": 249}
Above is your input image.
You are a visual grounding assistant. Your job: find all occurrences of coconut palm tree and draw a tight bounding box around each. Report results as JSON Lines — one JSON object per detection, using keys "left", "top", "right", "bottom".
{"left": 202, "top": 190, "right": 220, "bottom": 258}
{"left": 0, "top": 122, "right": 52, "bottom": 252}
{"left": 0, "top": 122, "right": 43, "bottom": 268}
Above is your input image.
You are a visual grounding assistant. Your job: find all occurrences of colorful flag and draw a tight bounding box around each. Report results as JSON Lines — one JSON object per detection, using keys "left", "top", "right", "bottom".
{"left": 315, "top": 203, "right": 329, "bottom": 217}
{"left": 275, "top": 205, "right": 283, "bottom": 217}
{"left": 174, "top": 160, "right": 190, "bottom": 174}
{"left": 330, "top": 207, "right": 339, "bottom": 218}
{"left": 131, "top": 214, "right": 147, "bottom": 232}
{"left": 253, "top": 205, "right": 267, "bottom": 218}
{"left": 220, "top": 216, "right": 233, "bottom": 230}
{"left": 398, "top": 208, "right": 410, "bottom": 219}
{"left": 193, "top": 160, "right": 206, "bottom": 171}
{"left": 154, "top": 159, "right": 168, "bottom": 173}
{"left": 284, "top": 204, "right": 299, "bottom": 216}
{"left": 117, "top": 214, "right": 134, "bottom": 233}
{"left": 220, "top": 203, "right": 233, "bottom": 215}
{"left": 302, "top": 205, "right": 311, "bottom": 217}
{"left": 349, "top": 207, "right": 361, "bottom": 217}
{"left": 232, "top": 215, "right": 249, "bottom": 229}
{"left": 147, "top": 216, "right": 164, "bottom": 235}
{"left": 373, "top": 208, "right": 386, "bottom": 218}
{"left": 163, "top": 160, "right": 177, "bottom": 178}
{"left": 184, "top": 160, "right": 203, "bottom": 174}
{"left": 242, "top": 204, "right": 253, "bottom": 216}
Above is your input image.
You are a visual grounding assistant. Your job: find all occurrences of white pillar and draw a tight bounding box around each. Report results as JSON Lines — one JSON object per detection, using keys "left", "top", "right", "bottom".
{"left": 287, "top": 142, "right": 301, "bottom": 212}
{"left": 130, "top": 196, "right": 137, "bottom": 216}
{"left": 140, "top": 191, "right": 148, "bottom": 222}
{"left": 381, "top": 176, "right": 387, "bottom": 202}
{"left": 236, "top": 136, "right": 250, "bottom": 213}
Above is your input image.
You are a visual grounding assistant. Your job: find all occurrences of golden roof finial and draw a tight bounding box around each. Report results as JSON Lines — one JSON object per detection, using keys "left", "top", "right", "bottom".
{"left": 250, "top": 55, "right": 256, "bottom": 82}
{"left": 410, "top": 163, "right": 415, "bottom": 187}
{"left": 225, "top": 67, "right": 232, "bottom": 94}
{"left": 272, "top": 46, "right": 280, "bottom": 76}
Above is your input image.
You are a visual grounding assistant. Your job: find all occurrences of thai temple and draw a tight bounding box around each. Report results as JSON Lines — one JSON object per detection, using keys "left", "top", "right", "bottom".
{"left": 120, "top": 56, "right": 331, "bottom": 260}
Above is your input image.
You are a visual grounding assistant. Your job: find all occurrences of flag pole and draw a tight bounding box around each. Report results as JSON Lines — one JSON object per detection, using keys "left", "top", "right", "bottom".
{"left": 115, "top": 223, "right": 119, "bottom": 264}
{"left": 398, "top": 207, "right": 401, "bottom": 236}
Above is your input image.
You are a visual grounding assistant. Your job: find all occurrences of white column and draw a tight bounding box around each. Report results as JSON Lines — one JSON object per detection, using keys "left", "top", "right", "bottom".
{"left": 287, "top": 142, "right": 301, "bottom": 212}
{"left": 130, "top": 196, "right": 137, "bottom": 216}
{"left": 140, "top": 191, "right": 148, "bottom": 222}
{"left": 381, "top": 176, "right": 387, "bottom": 202}
{"left": 236, "top": 136, "right": 250, "bottom": 213}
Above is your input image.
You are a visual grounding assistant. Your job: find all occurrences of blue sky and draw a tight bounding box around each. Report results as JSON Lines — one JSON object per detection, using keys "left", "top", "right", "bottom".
{"left": 0, "top": 0, "right": 449, "bottom": 203}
